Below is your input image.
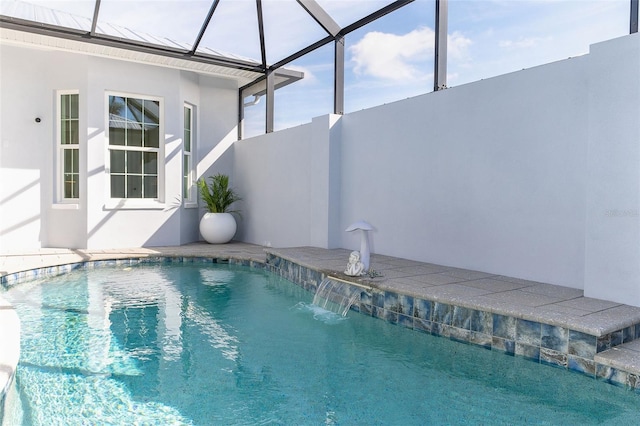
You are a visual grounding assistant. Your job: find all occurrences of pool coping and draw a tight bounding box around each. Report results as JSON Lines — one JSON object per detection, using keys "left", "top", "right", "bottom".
{"left": 1, "top": 242, "right": 640, "bottom": 403}
{"left": 264, "top": 248, "right": 640, "bottom": 391}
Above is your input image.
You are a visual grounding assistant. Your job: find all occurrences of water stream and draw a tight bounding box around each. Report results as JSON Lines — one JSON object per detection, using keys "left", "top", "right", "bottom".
{"left": 312, "top": 277, "right": 361, "bottom": 316}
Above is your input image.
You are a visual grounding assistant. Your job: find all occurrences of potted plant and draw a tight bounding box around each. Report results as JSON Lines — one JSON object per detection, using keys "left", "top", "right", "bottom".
{"left": 198, "top": 174, "right": 241, "bottom": 244}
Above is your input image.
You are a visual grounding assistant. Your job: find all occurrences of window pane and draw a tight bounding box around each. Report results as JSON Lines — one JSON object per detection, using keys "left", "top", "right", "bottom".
{"left": 127, "top": 175, "right": 142, "bottom": 198}
{"left": 127, "top": 151, "right": 142, "bottom": 174}
{"left": 184, "top": 128, "right": 191, "bottom": 152}
{"left": 61, "top": 95, "right": 70, "bottom": 119}
{"left": 111, "top": 175, "right": 125, "bottom": 198}
{"left": 183, "top": 155, "right": 189, "bottom": 197}
{"left": 144, "top": 100, "right": 160, "bottom": 124}
{"left": 64, "top": 149, "right": 79, "bottom": 173}
{"left": 143, "top": 152, "right": 157, "bottom": 175}
{"left": 109, "top": 96, "right": 127, "bottom": 120}
{"left": 70, "top": 94, "right": 79, "bottom": 119}
{"left": 109, "top": 127, "right": 126, "bottom": 146}
{"left": 144, "top": 176, "right": 157, "bottom": 199}
{"left": 128, "top": 129, "right": 143, "bottom": 147}
{"left": 110, "top": 150, "right": 125, "bottom": 174}
{"left": 126, "top": 98, "right": 143, "bottom": 122}
{"left": 144, "top": 124, "right": 159, "bottom": 148}
{"left": 61, "top": 121, "right": 70, "bottom": 144}
{"left": 64, "top": 173, "right": 79, "bottom": 199}
{"left": 63, "top": 149, "right": 72, "bottom": 173}
{"left": 184, "top": 129, "right": 191, "bottom": 152}
{"left": 72, "top": 149, "right": 79, "bottom": 173}
{"left": 184, "top": 106, "right": 191, "bottom": 152}
{"left": 61, "top": 120, "right": 79, "bottom": 145}
{"left": 61, "top": 94, "right": 78, "bottom": 120}
{"left": 69, "top": 121, "right": 79, "bottom": 145}
{"left": 184, "top": 106, "right": 190, "bottom": 127}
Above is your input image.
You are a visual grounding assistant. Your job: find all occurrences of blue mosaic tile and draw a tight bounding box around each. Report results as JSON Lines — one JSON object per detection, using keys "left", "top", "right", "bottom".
{"left": 372, "top": 291, "right": 385, "bottom": 309}
{"left": 397, "top": 313, "right": 413, "bottom": 329}
{"left": 384, "top": 309, "right": 399, "bottom": 324}
{"left": 449, "top": 326, "right": 470, "bottom": 343}
{"left": 384, "top": 291, "right": 399, "bottom": 312}
{"left": 414, "top": 318, "right": 433, "bottom": 334}
{"left": 541, "top": 324, "right": 568, "bottom": 352}
{"left": 569, "top": 330, "right": 596, "bottom": 358}
{"left": 371, "top": 306, "right": 384, "bottom": 319}
{"left": 413, "top": 299, "right": 432, "bottom": 321}
{"left": 431, "top": 323, "right": 452, "bottom": 338}
{"left": 469, "top": 331, "right": 492, "bottom": 349}
{"left": 493, "top": 314, "right": 516, "bottom": 340}
{"left": 540, "top": 348, "right": 567, "bottom": 368}
{"left": 597, "top": 334, "right": 612, "bottom": 353}
{"left": 360, "top": 290, "right": 372, "bottom": 306}
{"left": 492, "top": 337, "right": 515, "bottom": 355}
{"left": 433, "top": 302, "right": 452, "bottom": 325}
{"left": 452, "top": 306, "right": 472, "bottom": 330}
{"left": 515, "top": 343, "right": 540, "bottom": 361}
{"left": 469, "top": 310, "right": 492, "bottom": 335}
{"left": 397, "top": 294, "right": 414, "bottom": 316}
{"left": 359, "top": 303, "right": 373, "bottom": 316}
{"left": 596, "top": 365, "right": 634, "bottom": 389}
{"left": 611, "top": 329, "right": 624, "bottom": 347}
{"left": 516, "top": 319, "right": 541, "bottom": 346}
{"left": 568, "top": 355, "right": 596, "bottom": 376}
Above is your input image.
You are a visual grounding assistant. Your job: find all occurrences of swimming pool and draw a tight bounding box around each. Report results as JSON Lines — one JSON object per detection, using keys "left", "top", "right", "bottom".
{"left": 2, "top": 262, "right": 640, "bottom": 425}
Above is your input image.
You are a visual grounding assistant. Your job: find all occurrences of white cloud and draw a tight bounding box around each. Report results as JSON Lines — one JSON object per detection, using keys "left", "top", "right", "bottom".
{"left": 349, "top": 27, "right": 434, "bottom": 81}
{"left": 349, "top": 27, "right": 472, "bottom": 82}
{"left": 448, "top": 31, "right": 474, "bottom": 61}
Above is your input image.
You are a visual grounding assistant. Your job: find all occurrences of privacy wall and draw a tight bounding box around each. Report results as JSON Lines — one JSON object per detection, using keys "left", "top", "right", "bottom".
{"left": 234, "top": 34, "right": 640, "bottom": 307}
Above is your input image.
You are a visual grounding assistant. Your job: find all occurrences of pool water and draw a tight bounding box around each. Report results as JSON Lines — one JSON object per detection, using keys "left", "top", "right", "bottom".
{"left": 2, "top": 263, "right": 639, "bottom": 425}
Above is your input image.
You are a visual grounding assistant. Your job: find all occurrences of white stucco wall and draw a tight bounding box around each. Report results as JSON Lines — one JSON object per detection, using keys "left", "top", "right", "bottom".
{"left": 339, "top": 57, "right": 589, "bottom": 288}
{"left": 233, "top": 35, "right": 640, "bottom": 300}
{"left": 585, "top": 33, "right": 640, "bottom": 305}
{"left": 234, "top": 56, "right": 590, "bottom": 289}
{"left": 0, "top": 42, "right": 240, "bottom": 250}
{"left": 233, "top": 114, "right": 342, "bottom": 249}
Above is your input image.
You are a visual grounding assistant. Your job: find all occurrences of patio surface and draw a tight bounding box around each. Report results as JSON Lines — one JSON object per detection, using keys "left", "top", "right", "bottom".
{"left": 1, "top": 242, "right": 640, "bottom": 393}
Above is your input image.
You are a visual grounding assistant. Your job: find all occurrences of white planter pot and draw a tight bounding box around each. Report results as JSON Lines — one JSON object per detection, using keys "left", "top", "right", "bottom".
{"left": 199, "top": 212, "right": 237, "bottom": 244}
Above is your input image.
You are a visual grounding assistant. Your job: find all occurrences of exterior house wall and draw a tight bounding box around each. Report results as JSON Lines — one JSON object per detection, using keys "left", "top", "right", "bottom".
{"left": 0, "top": 43, "right": 240, "bottom": 250}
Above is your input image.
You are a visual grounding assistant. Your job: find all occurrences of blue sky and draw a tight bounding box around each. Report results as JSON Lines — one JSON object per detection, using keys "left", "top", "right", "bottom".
{"left": 16, "top": 1, "right": 633, "bottom": 136}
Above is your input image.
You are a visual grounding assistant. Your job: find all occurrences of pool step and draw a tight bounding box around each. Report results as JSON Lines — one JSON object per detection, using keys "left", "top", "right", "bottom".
{"left": 595, "top": 340, "right": 640, "bottom": 376}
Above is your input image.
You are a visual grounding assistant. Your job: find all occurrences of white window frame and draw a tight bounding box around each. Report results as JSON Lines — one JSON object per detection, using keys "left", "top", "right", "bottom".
{"left": 183, "top": 103, "right": 197, "bottom": 208}
{"left": 105, "top": 92, "right": 165, "bottom": 210}
{"left": 55, "top": 90, "right": 80, "bottom": 206}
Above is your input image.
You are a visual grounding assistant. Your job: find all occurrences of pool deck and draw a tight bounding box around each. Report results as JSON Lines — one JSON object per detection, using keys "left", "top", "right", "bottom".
{"left": 2, "top": 242, "right": 640, "bottom": 395}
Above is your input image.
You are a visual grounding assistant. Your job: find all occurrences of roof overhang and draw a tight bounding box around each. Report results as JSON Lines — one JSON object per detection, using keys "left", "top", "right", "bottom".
{"left": 0, "top": 22, "right": 304, "bottom": 94}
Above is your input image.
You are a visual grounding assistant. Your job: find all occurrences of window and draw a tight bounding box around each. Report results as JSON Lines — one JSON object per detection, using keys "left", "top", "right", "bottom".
{"left": 183, "top": 104, "right": 196, "bottom": 205}
{"left": 59, "top": 92, "right": 79, "bottom": 200}
{"left": 108, "top": 95, "right": 160, "bottom": 199}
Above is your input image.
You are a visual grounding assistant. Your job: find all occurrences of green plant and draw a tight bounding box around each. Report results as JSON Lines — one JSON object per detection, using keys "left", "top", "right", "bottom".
{"left": 198, "top": 174, "right": 241, "bottom": 214}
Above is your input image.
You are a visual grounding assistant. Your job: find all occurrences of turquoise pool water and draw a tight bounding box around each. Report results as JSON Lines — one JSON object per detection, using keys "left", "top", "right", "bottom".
{"left": 2, "top": 263, "right": 639, "bottom": 425}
